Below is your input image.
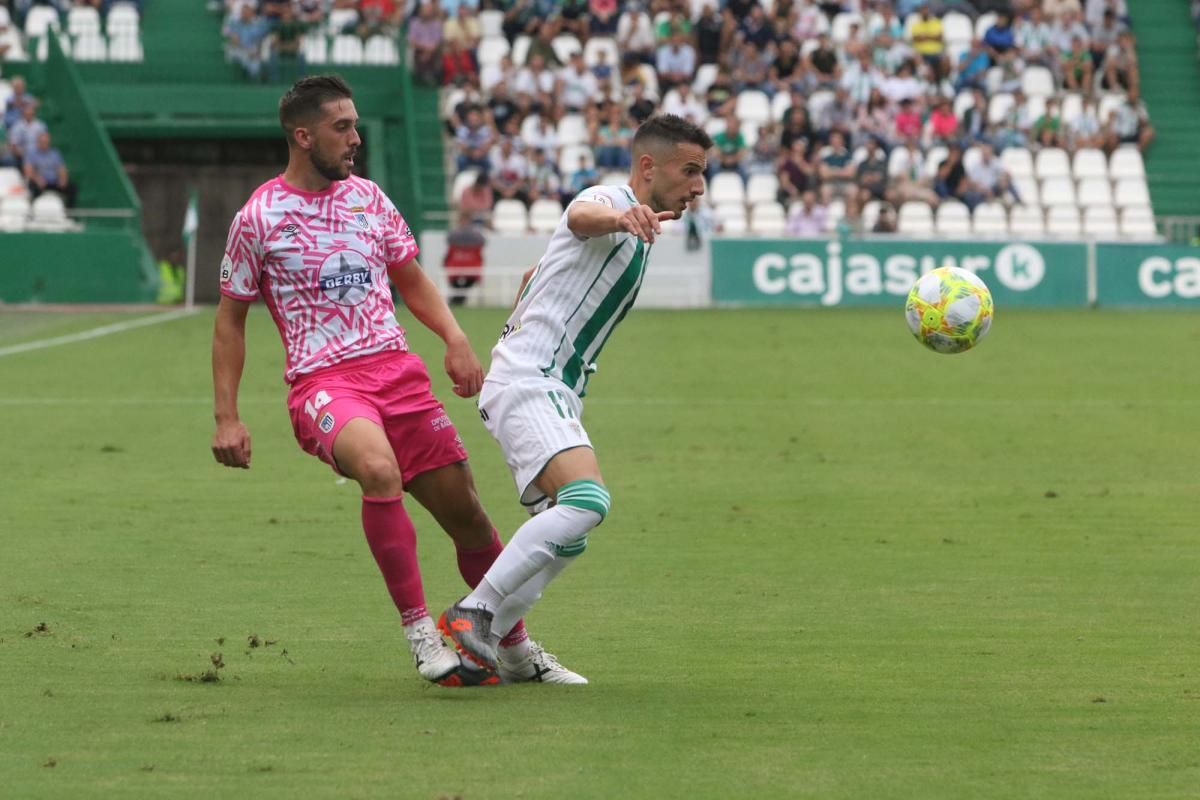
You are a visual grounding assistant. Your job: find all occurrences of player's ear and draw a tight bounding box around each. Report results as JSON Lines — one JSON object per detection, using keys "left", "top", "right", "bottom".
{"left": 292, "top": 125, "right": 314, "bottom": 151}
{"left": 637, "top": 151, "right": 655, "bottom": 180}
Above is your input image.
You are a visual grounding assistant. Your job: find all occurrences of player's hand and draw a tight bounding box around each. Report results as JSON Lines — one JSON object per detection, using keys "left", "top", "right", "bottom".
{"left": 618, "top": 205, "right": 677, "bottom": 244}
{"left": 445, "top": 337, "right": 484, "bottom": 398}
{"left": 212, "top": 420, "right": 252, "bottom": 469}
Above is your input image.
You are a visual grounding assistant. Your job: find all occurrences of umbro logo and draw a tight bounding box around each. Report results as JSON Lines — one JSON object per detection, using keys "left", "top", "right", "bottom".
{"left": 282, "top": 224, "right": 300, "bottom": 238}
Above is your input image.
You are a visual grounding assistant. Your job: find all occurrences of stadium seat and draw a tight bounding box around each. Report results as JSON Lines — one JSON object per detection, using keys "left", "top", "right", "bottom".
{"left": 636, "top": 63, "right": 659, "bottom": 99}
{"left": 1059, "top": 92, "right": 1084, "bottom": 126}
{"left": 935, "top": 201, "right": 971, "bottom": 237}
{"left": 1040, "top": 177, "right": 1076, "bottom": 207}
{"left": 824, "top": 198, "right": 846, "bottom": 232}
{"left": 331, "top": 35, "right": 364, "bottom": 64}
{"left": 898, "top": 201, "right": 934, "bottom": 236}
{"left": 67, "top": 5, "right": 100, "bottom": 36}
{"left": 714, "top": 203, "right": 747, "bottom": 235}
{"left": 1083, "top": 206, "right": 1118, "bottom": 238}
{"left": 745, "top": 174, "right": 778, "bottom": 205}
{"left": 987, "top": 92, "right": 1014, "bottom": 125}
{"left": 942, "top": 11, "right": 973, "bottom": 46}
{"left": 972, "top": 202, "right": 1008, "bottom": 237}
{"left": 923, "top": 145, "right": 948, "bottom": 178}
{"left": 0, "top": 80, "right": 10, "bottom": 109}
{"left": 770, "top": 91, "right": 792, "bottom": 122}
{"left": 749, "top": 201, "right": 786, "bottom": 236}
{"left": 326, "top": 8, "right": 358, "bottom": 36}
{"left": 583, "top": 36, "right": 618, "bottom": 70}
{"left": 974, "top": 11, "right": 998, "bottom": 39}
{"left": 492, "top": 199, "right": 529, "bottom": 234}
{"left": 953, "top": 90, "right": 975, "bottom": 119}
{"left": 861, "top": 199, "right": 883, "bottom": 232}
{"left": 807, "top": 90, "right": 835, "bottom": 122}
{"left": 1114, "top": 178, "right": 1151, "bottom": 207}
{"left": 1076, "top": 177, "right": 1113, "bottom": 208}
{"left": 478, "top": 9, "right": 504, "bottom": 38}
{"left": 557, "top": 114, "right": 588, "bottom": 146}
{"left": 512, "top": 34, "right": 532, "bottom": 66}
{"left": 107, "top": 33, "right": 142, "bottom": 62}
{"left": 1012, "top": 175, "right": 1040, "bottom": 206}
{"left": 1000, "top": 146, "right": 1034, "bottom": 179}
{"left": 1096, "top": 92, "right": 1126, "bottom": 125}
{"left": 830, "top": 12, "right": 863, "bottom": 43}
{"left": 476, "top": 36, "right": 510, "bottom": 68}
{"left": 962, "top": 145, "right": 982, "bottom": 174}
{"left": 24, "top": 6, "right": 61, "bottom": 38}
{"left": 1034, "top": 148, "right": 1070, "bottom": 179}
{"left": 106, "top": 3, "right": 140, "bottom": 36}
{"left": 1120, "top": 206, "right": 1157, "bottom": 240}
{"left": 1, "top": 193, "right": 30, "bottom": 218}
{"left": 364, "top": 35, "right": 399, "bottom": 65}
{"left": 71, "top": 32, "right": 106, "bottom": 61}
{"left": 29, "top": 191, "right": 71, "bottom": 231}
{"left": 451, "top": 169, "right": 478, "bottom": 203}
{"left": 691, "top": 63, "right": 720, "bottom": 96}
{"left": 887, "top": 147, "right": 913, "bottom": 178}
{"left": 558, "top": 143, "right": 594, "bottom": 174}
{"left": 302, "top": 32, "right": 328, "bottom": 64}
{"left": 1109, "top": 147, "right": 1145, "bottom": 180}
{"left": 1072, "top": 148, "right": 1108, "bottom": 180}
{"left": 1046, "top": 205, "right": 1081, "bottom": 238}
{"left": 529, "top": 199, "right": 563, "bottom": 234}
{"left": 551, "top": 34, "right": 582, "bottom": 63}
{"left": 1022, "top": 94, "right": 1046, "bottom": 123}
{"left": 735, "top": 90, "right": 771, "bottom": 128}
{"left": 708, "top": 172, "right": 746, "bottom": 206}
{"left": 1009, "top": 205, "right": 1045, "bottom": 237}
{"left": 0, "top": 167, "right": 24, "bottom": 197}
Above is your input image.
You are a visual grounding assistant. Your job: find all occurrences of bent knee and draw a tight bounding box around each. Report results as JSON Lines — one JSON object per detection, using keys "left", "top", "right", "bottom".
{"left": 555, "top": 479, "right": 611, "bottom": 524}
{"left": 352, "top": 454, "right": 404, "bottom": 496}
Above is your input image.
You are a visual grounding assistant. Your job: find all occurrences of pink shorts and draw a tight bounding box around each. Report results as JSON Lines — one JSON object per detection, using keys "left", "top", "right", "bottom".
{"left": 287, "top": 350, "right": 468, "bottom": 485}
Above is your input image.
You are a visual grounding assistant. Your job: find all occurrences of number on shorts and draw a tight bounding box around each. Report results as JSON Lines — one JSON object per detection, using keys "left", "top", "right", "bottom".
{"left": 546, "top": 389, "right": 574, "bottom": 419}
{"left": 304, "top": 390, "right": 333, "bottom": 421}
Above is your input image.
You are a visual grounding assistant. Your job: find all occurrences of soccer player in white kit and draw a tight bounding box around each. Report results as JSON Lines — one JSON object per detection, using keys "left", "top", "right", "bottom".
{"left": 439, "top": 115, "right": 712, "bottom": 676}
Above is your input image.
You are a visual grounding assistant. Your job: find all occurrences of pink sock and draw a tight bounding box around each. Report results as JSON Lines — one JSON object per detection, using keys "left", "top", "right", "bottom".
{"left": 456, "top": 529, "right": 527, "bottom": 645}
{"left": 362, "top": 496, "right": 428, "bottom": 626}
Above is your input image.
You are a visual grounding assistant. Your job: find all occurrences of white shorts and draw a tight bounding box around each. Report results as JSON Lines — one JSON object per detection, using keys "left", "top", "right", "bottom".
{"left": 478, "top": 376, "right": 593, "bottom": 508}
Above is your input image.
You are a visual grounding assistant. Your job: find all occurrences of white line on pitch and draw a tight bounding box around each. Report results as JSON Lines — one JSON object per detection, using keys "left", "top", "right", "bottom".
{"left": 0, "top": 309, "right": 199, "bottom": 359}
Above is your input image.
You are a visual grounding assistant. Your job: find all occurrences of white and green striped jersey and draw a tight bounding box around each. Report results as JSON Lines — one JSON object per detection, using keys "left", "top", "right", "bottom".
{"left": 487, "top": 184, "right": 650, "bottom": 397}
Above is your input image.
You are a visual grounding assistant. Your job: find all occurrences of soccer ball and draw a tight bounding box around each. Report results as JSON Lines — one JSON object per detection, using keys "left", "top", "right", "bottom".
{"left": 905, "top": 266, "right": 994, "bottom": 354}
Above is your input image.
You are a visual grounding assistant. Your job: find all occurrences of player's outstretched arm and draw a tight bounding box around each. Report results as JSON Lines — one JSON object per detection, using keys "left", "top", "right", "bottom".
{"left": 212, "top": 295, "right": 253, "bottom": 469}
{"left": 388, "top": 258, "right": 484, "bottom": 398}
{"left": 567, "top": 200, "right": 676, "bottom": 244}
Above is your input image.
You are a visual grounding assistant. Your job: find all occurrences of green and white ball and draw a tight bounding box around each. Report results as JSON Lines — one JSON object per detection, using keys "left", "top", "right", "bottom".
{"left": 905, "top": 266, "right": 994, "bottom": 354}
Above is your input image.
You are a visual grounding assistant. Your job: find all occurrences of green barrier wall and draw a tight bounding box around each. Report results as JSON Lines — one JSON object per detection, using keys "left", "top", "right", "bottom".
{"left": 0, "top": 232, "right": 156, "bottom": 303}
{"left": 711, "top": 238, "right": 1089, "bottom": 307}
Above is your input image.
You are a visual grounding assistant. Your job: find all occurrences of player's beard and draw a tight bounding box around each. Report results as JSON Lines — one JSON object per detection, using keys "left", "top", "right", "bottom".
{"left": 310, "top": 142, "right": 354, "bottom": 182}
{"left": 650, "top": 189, "right": 685, "bottom": 219}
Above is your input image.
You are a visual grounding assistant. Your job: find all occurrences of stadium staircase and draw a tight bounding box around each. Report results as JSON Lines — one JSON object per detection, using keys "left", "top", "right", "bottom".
{"left": 1136, "top": 0, "right": 1200, "bottom": 218}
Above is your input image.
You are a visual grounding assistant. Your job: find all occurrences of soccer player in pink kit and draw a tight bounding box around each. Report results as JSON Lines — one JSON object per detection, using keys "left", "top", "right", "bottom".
{"left": 210, "top": 75, "right": 583, "bottom": 686}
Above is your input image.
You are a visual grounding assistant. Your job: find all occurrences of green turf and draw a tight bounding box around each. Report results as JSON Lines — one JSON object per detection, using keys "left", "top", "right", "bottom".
{"left": 1, "top": 306, "right": 1198, "bottom": 799}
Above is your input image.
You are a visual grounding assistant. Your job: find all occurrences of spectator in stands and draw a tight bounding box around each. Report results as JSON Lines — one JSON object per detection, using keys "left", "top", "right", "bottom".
{"left": 991, "top": 88, "right": 1033, "bottom": 150}
{"left": 1087, "top": 0, "right": 1128, "bottom": 29}
{"left": 934, "top": 143, "right": 983, "bottom": 210}
{"left": 590, "top": 48, "right": 615, "bottom": 84}
{"left": 771, "top": 38, "right": 805, "bottom": 96}
{"left": 557, "top": 0, "right": 591, "bottom": 40}
{"left": 444, "top": 210, "right": 486, "bottom": 306}
{"left": 868, "top": 3, "right": 910, "bottom": 72}
{"left": 807, "top": 33, "right": 841, "bottom": 89}
{"left": 816, "top": 88, "right": 855, "bottom": 140}
{"left": 501, "top": 0, "right": 540, "bottom": 44}
{"left": 267, "top": 5, "right": 308, "bottom": 83}
{"left": 592, "top": 101, "right": 633, "bottom": 168}
{"left": 223, "top": 4, "right": 270, "bottom": 82}
{"left": 482, "top": 53, "right": 517, "bottom": 92}
{"left": 617, "top": 3, "right": 656, "bottom": 65}
{"left": 526, "top": 147, "right": 562, "bottom": 206}
{"left": 777, "top": 138, "right": 814, "bottom": 205}
{"left": 559, "top": 51, "right": 599, "bottom": 113}
{"left": 737, "top": 4, "right": 774, "bottom": 50}
{"left": 442, "top": 37, "right": 479, "bottom": 87}
{"left": 359, "top": 0, "right": 404, "bottom": 36}
{"left": 455, "top": 106, "right": 494, "bottom": 171}
{"left": 966, "top": 143, "right": 1018, "bottom": 205}
{"left": 1089, "top": 8, "right": 1123, "bottom": 70}
{"left": 704, "top": 69, "right": 736, "bottom": 118}
{"left": 1032, "top": 98, "right": 1065, "bottom": 149}
{"left": 656, "top": 30, "right": 697, "bottom": 93}
{"left": 485, "top": 80, "right": 518, "bottom": 137}
{"left": 1103, "top": 30, "right": 1139, "bottom": 94}
{"left": 682, "top": 195, "right": 715, "bottom": 249}
{"left": 872, "top": 203, "right": 897, "bottom": 233}
{"left": 657, "top": 10, "right": 692, "bottom": 44}
{"left": 258, "top": 0, "right": 291, "bottom": 27}
{"left": 730, "top": 40, "right": 773, "bottom": 95}
{"left": 526, "top": 22, "right": 562, "bottom": 69}
{"left": 792, "top": 1, "right": 826, "bottom": 42}
{"left": 443, "top": 3, "right": 482, "bottom": 58}
{"left": 817, "top": 130, "right": 855, "bottom": 200}
{"left": 695, "top": 3, "right": 724, "bottom": 66}
{"left": 1068, "top": 101, "right": 1105, "bottom": 151}
{"left": 747, "top": 125, "right": 780, "bottom": 176}
{"left": 1050, "top": 8, "right": 1089, "bottom": 56}
{"left": 909, "top": 4, "right": 946, "bottom": 80}
{"left": 661, "top": 82, "right": 707, "bottom": 126}
{"left": 522, "top": 110, "right": 560, "bottom": 160}
{"left": 3, "top": 77, "right": 36, "bottom": 131}
{"left": 954, "top": 39, "right": 991, "bottom": 92}
{"left": 893, "top": 97, "right": 922, "bottom": 143}
{"left": 711, "top": 114, "right": 748, "bottom": 181}
{"left": 784, "top": 190, "right": 827, "bottom": 236}
{"left": 854, "top": 136, "right": 889, "bottom": 211}
{"left": 7, "top": 99, "right": 46, "bottom": 165}
{"left": 459, "top": 171, "right": 495, "bottom": 226}
{"left": 1107, "top": 87, "right": 1154, "bottom": 153}
{"left": 407, "top": 1, "right": 444, "bottom": 86}
{"left": 588, "top": 0, "right": 620, "bottom": 37}
{"left": 514, "top": 53, "right": 557, "bottom": 106}
{"left": 489, "top": 135, "right": 530, "bottom": 205}
{"left": 984, "top": 12, "right": 1017, "bottom": 66}
{"left": 0, "top": 126, "right": 18, "bottom": 169}
{"left": 1044, "top": 0, "right": 1084, "bottom": 21}
{"left": 1015, "top": 5, "right": 1055, "bottom": 68}
{"left": 564, "top": 154, "right": 598, "bottom": 201}
{"left": 841, "top": 49, "right": 883, "bottom": 106}
{"left": 23, "top": 131, "right": 76, "bottom": 207}
{"left": 960, "top": 88, "right": 988, "bottom": 144}
{"left": 297, "top": 0, "right": 325, "bottom": 26}
{"left": 889, "top": 139, "right": 939, "bottom": 205}
{"left": 923, "top": 97, "right": 959, "bottom": 148}
{"left": 626, "top": 78, "right": 657, "bottom": 123}
{"left": 856, "top": 89, "right": 893, "bottom": 147}
{"left": 1060, "top": 36, "right": 1094, "bottom": 94}
{"left": 881, "top": 60, "right": 923, "bottom": 108}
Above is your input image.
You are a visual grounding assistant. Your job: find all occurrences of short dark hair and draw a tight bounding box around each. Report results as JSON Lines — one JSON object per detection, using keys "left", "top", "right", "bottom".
{"left": 632, "top": 114, "right": 713, "bottom": 156}
{"left": 279, "top": 75, "right": 353, "bottom": 144}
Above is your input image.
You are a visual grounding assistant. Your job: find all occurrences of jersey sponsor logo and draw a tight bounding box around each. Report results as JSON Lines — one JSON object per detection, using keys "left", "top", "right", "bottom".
{"left": 220, "top": 255, "right": 233, "bottom": 282}
{"left": 318, "top": 412, "right": 336, "bottom": 433}
{"left": 317, "top": 250, "right": 372, "bottom": 306}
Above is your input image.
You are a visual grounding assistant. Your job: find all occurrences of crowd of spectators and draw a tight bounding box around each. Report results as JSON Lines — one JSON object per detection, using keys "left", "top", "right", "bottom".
{"left": 427, "top": 0, "right": 1153, "bottom": 235}
{"left": 0, "top": 74, "right": 78, "bottom": 206}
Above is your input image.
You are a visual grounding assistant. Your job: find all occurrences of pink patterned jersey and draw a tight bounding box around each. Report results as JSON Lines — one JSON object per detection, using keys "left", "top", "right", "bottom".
{"left": 220, "top": 175, "right": 419, "bottom": 384}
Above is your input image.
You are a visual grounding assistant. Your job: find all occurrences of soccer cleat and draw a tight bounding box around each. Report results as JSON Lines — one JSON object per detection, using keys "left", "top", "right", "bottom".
{"left": 498, "top": 641, "right": 588, "bottom": 685}
{"left": 437, "top": 600, "right": 498, "bottom": 670}
{"left": 405, "top": 617, "right": 466, "bottom": 686}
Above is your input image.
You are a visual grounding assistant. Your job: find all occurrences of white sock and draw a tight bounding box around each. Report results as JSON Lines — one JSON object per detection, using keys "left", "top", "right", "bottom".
{"left": 492, "top": 555, "right": 577, "bottom": 646}
{"left": 463, "top": 503, "right": 600, "bottom": 615}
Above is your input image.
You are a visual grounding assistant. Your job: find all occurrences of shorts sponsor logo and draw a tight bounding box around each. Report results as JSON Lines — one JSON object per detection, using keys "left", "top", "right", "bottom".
{"left": 430, "top": 413, "right": 453, "bottom": 432}
{"left": 319, "top": 412, "right": 336, "bottom": 433}
{"left": 318, "top": 250, "right": 372, "bottom": 306}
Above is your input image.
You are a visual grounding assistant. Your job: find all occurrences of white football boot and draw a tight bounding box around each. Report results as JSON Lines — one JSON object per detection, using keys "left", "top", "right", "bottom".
{"left": 498, "top": 641, "right": 588, "bottom": 685}
{"left": 405, "top": 617, "right": 467, "bottom": 686}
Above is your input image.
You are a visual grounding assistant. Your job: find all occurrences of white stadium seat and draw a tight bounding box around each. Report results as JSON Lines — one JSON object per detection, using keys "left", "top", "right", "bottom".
{"left": 67, "top": 6, "right": 100, "bottom": 36}
{"left": 492, "top": 199, "right": 529, "bottom": 234}
{"left": 1034, "top": 147, "right": 1070, "bottom": 179}
{"left": 1000, "top": 146, "right": 1034, "bottom": 179}
{"left": 1096, "top": 92, "right": 1126, "bottom": 125}
{"left": 974, "top": 11, "right": 997, "bottom": 39}
{"left": 528, "top": 199, "right": 563, "bottom": 234}
{"left": 0, "top": 167, "right": 25, "bottom": 197}
{"left": 830, "top": 12, "right": 863, "bottom": 43}
{"left": 556, "top": 114, "right": 588, "bottom": 146}
{"left": 1109, "top": 147, "right": 1146, "bottom": 180}
{"left": 330, "top": 34, "right": 364, "bottom": 64}
{"left": 1120, "top": 206, "right": 1157, "bottom": 240}
{"left": 1072, "top": 148, "right": 1108, "bottom": 180}
{"left": 364, "top": 35, "right": 399, "bottom": 65}
{"left": 1076, "top": 177, "right": 1113, "bottom": 208}
{"left": 745, "top": 174, "right": 779, "bottom": 205}
{"left": 583, "top": 36, "right": 619, "bottom": 70}
{"left": 987, "top": 92, "right": 1014, "bottom": 125}
{"left": 823, "top": 198, "right": 846, "bottom": 232}
{"left": 71, "top": 32, "right": 106, "bottom": 61}
{"left": 714, "top": 202, "right": 747, "bottom": 234}
{"left": 302, "top": 32, "right": 328, "bottom": 64}
{"left": 942, "top": 12, "right": 973, "bottom": 48}
{"left": 898, "top": 201, "right": 934, "bottom": 236}
{"left": 860, "top": 200, "right": 883, "bottom": 232}
{"left": 512, "top": 34, "right": 532, "bottom": 66}
{"left": 1083, "top": 206, "right": 1118, "bottom": 238}
{"left": 1021, "top": 65, "right": 1055, "bottom": 97}
{"left": 1012, "top": 175, "right": 1040, "bottom": 206}
{"left": 326, "top": 8, "right": 358, "bottom": 36}
{"left": 1046, "top": 205, "right": 1081, "bottom": 238}
{"left": 107, "top": 33, "right": 142, "bottom": 62}
{"left": 478, "top": 9, "right": 504, "bottom": 38}
{"left": 1009, "top": 205, "right": 1045, "bottom": 237}
{"left": 24, "top": 6, "right": 61, "bottom": 38}
{"left": 29, "top": 191, "right": 72, "bottom": 231}
{"left": 923, "top": 145, "right": 948, "bottom": 179}
{"left": 1040, "top": 177, "right": 1076, "bottom": 207}
{"left": 972, "top": 202, "right": 1008, "bottom": 237}
{"left": 735, "top": 90, "right": 771, "bottom": 128}
{"left": 1059, "top": 93, "right": 1084, "bottom": 126}
{"left": 749, "top": 201, "right": 786, "bottom": 236}
{"left": 600, "top": 171, "right": 627, "bottom": 186}
{"left": 107, "top": 3, "right": 140, "bottom": 35}
{"left": 962, "top": 145, "right": 983, "bottom": 174}
{"left": 771, "top": 91, "right": 792, "bottom": 122}
{"left": 476, "top": 36, "right": 510, "bottom": 68}
{"left": 1114, "top": 178, "right": 1151, "bottom": 208}
{"left": 887, "top": 147, "right": 914, "bottom": 178}
{"left": 558, "top": 143, "right": 593, "bottom": 174}
{"left": 708, "top": 172, "right": 746, "bottom": 206}
{"left": 451, "top": 169, "right": 478, "bottom": 203}
{"left": 935, "top": 201, "right": 971, "bottom": 237}
{"left": 551, "top": 34, "right": 582, "bottom": 63}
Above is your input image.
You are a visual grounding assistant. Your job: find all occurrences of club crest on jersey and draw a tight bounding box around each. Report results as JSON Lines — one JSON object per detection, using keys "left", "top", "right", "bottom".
{"left": 317, "top": 250, "right": 371, "bottom": 306}
{"left": 349, "top": 206, "right": 370, "bottom": 231}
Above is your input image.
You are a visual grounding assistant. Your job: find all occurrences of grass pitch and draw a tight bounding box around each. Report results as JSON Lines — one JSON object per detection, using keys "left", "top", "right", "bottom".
{"left": 1, "top": 305, "right": 1198, "bottom": 799}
